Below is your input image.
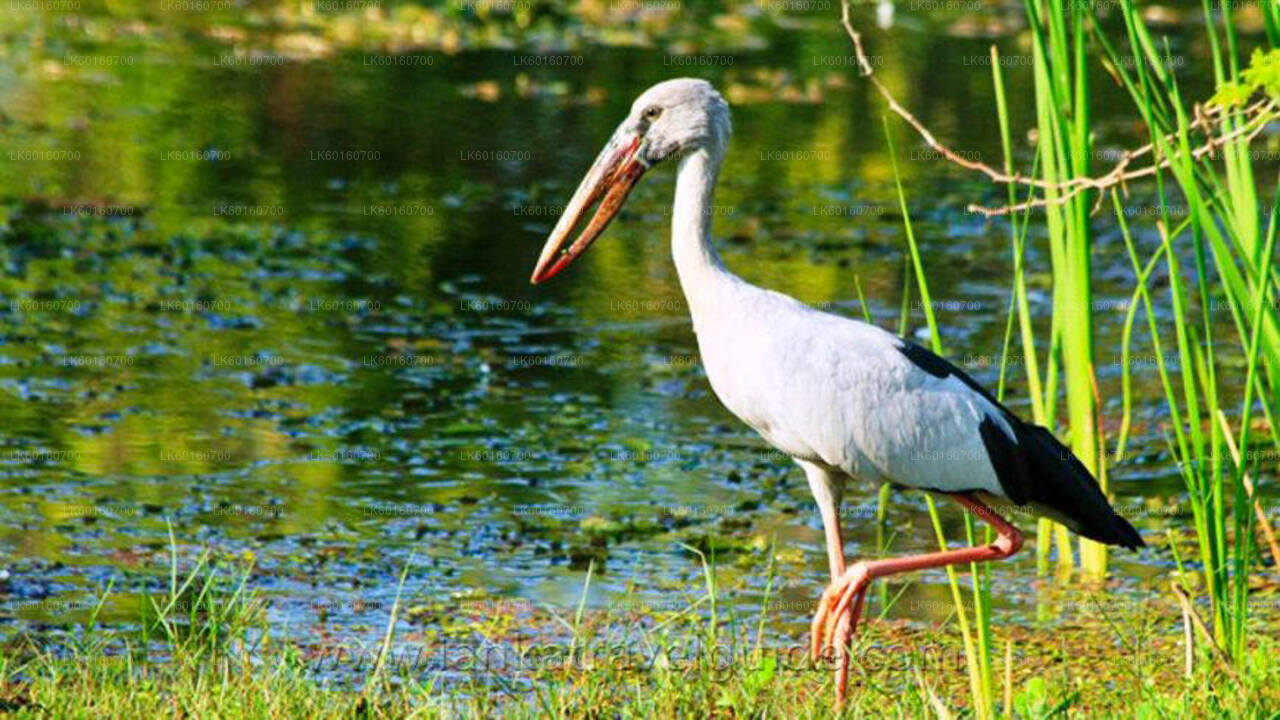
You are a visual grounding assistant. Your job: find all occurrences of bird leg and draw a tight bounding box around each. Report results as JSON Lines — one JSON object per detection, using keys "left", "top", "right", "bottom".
{"left": 821, "top": 501, "right": 846, "bottom": 579}
{"left": 810, "top": 493, "right": 1024, "bottom": 708}
{"left": 798, "top": 460, "right": 847, "bottom": 581}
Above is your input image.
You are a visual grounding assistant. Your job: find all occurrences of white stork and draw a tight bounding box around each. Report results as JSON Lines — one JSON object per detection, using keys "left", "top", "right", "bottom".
{"left": 529, "top": 78, "right": 1143, "bottom": 708}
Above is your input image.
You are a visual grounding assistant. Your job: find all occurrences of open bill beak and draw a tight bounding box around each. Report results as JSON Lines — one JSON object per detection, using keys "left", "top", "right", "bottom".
{"left": 530, "top": 128, "right": 649, "bottom": 284}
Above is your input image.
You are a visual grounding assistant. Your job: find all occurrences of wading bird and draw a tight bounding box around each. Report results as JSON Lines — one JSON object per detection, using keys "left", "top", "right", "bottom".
{"left": 529, "top": 78, "right": 1143, "bottom": 708}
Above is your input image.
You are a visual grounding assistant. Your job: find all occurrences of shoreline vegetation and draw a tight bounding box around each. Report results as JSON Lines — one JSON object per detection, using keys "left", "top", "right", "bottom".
{"left": 866, "top": 0, "right": 1279, "bottom": 709}
{"left": 0, "top": 0, "right": 1275, "bottom": 717}
{"left": 2, "top": 548, "right": 1278, "bottom": 718}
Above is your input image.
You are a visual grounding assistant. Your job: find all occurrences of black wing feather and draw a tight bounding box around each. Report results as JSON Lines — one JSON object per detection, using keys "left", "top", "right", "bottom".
{"left": 896, "top": 339, "right": 1144, "bottom": 550}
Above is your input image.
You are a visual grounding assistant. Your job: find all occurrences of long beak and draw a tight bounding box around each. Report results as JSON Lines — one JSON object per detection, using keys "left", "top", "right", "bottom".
{"left": 530, "top": 128, "right": 649, "bottom": 284}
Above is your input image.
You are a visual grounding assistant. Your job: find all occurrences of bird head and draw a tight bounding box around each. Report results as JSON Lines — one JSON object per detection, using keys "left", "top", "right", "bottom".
{"left": 530, "top": 78, "right": 731, "bottom": 284}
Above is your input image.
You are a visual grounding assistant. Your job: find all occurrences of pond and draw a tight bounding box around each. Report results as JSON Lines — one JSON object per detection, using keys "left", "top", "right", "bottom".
{"left": 0, "top": 1, "right": 1273, "bottom": 676}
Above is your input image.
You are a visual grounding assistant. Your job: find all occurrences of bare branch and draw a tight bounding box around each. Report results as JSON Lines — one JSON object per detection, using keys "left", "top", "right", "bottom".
{"left": 838, "top": 0, "right": 1277, "bottom": 216}
{"left": 967, "top": 107, "right": 1276, "bottom": 217}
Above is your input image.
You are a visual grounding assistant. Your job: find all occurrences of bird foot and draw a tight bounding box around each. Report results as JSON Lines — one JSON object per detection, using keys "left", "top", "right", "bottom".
{"left": 810, "top": 563, "right": 872, "bottom": 709}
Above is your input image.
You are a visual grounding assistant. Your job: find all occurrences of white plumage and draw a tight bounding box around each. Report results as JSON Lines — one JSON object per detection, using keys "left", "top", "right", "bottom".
{"left": 657, "top": 88, "right": 1011, "bottom": 509}
{"left": 688, "top": 277, "right": 1010, "bottom": 499}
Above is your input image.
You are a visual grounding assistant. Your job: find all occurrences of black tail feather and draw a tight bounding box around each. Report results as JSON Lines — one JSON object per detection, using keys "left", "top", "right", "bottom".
{"left": 1017, "top": 423, "right": 1145, "bottom": 550}
{"left": 894, "top": 337, "right": 1145, "bottom": 550}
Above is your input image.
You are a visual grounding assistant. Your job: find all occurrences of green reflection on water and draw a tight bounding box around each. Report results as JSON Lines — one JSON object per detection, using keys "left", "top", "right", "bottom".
{"left": 0, "top": 2, "right": 1261, "bottom": 647}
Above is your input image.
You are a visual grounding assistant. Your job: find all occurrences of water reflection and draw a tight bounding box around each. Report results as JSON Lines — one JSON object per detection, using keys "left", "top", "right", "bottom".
{"left": 0, "top": 3, "right": 1265, "bottom": 657}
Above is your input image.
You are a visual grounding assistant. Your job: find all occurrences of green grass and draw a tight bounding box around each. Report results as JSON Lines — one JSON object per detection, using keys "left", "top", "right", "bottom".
{"left": 2, "top": 545, "right": 1278, "bottom": 718}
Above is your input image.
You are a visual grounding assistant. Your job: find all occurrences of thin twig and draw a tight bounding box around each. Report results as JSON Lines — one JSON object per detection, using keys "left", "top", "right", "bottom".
{"left": 1169, "top": 581, "right": 1242, "bottom": 683}
{"left": 968, "top": 109, "right": 1276, "bottom": 216}
{"left": 1180, "top": 595, "right": 1194, "bottom": 679}
{"left": 837, "top": 0, "right": 1278, "bottom": 216}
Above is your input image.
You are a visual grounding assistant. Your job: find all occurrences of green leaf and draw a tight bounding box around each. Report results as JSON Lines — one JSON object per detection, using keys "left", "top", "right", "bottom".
{"left": 1208, "top": 48, "right": 1280, "bottom": 107}
{"left": 746, "top": 654, "right": 777, "bottom": 692}
{"left": 1013, "top": 676, "right": 1048, "bottom": 718}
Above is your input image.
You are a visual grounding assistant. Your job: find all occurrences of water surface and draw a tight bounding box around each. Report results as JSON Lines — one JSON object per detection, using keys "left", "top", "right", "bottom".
{"left": 0, "top": 1, "right": 1274, "bottom": 669}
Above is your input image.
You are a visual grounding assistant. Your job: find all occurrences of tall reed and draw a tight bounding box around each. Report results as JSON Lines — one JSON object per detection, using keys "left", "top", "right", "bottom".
{"left": 1096, "top": 0, "right": 1279, "bottom": 664}
{"left": 1019, "top": 0, "right": 1108, "bottom": 577}
{"left": 929, "top": 0, "right": 1278, "bottom": 700}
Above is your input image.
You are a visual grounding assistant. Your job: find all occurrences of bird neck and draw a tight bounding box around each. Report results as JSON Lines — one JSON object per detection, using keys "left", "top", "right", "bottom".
{"left": 670, "top": 147, "right": 734, "bottom": 317}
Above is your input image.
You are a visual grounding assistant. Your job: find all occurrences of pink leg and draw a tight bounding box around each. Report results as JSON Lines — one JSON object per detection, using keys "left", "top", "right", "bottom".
{"left": 830, "top": 586, "right": 866, "bottom": 701}
{"left": 808, "top": 499, "right": 851, "bottom": 665}
{"left": 813, "top": 493, "right": 1024, "bottom": 709}
{"left": 809, "top": 574, "right": 867, "bottom": 661}
{"left": 802, "top": 461, "right": 849, "bottom": 659}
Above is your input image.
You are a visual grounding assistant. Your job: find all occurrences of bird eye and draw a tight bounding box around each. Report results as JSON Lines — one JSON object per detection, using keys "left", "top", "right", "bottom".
{"left": 643, "top": 106, "right": 662, "bottom": 121}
